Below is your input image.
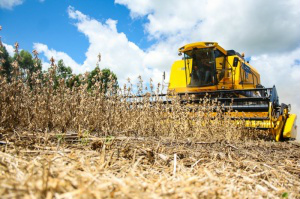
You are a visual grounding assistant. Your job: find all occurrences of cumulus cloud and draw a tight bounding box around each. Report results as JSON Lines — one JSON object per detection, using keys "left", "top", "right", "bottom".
{"left": 197, "top": 0, "right": 300, "bottom": 55}
{"left": 3, "top": 43, "right": 15, "bottom": 56}
{"left": 114, "top": 0, "right": 153, "bottom": 18}
{"left": 34, "top": 7, "right": 166, "bottom": 86}
{"left": 116, "top": 0, "right": 300, "bottom": 55}
{"left": 33, "top": 43, "right": 83, "bottom": 73}
{"left": 251, "top": 48, "right": 300, "bottom": 114}
{"left": 66, "top": 6, "right": 166, "bottom": 85}
{"left": 0, "top": 0, "right": 24, "bottom": 9}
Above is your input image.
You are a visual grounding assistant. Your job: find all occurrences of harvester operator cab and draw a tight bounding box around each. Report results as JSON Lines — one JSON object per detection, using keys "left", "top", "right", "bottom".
{"left": 185, "top": 48, "right": 219, "bottom": 87}
{"left": 169, "top": 42, "right": 260, "bottom": 92}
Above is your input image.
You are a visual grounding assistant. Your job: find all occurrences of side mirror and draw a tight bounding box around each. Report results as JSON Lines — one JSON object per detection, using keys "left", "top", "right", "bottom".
{"left": 178, "top": 52, "right": 182, "bottom": 56}
{"left": 233, "top": 57, "right": 239, "bottom": 67}
{"left": 163, "top": 71, "right": 166, "bottom": 80}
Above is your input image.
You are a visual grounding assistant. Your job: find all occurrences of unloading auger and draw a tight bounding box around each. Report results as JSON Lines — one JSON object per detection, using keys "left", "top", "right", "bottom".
{"left": 167, "top": 42, "right": 297, "bottom": 141}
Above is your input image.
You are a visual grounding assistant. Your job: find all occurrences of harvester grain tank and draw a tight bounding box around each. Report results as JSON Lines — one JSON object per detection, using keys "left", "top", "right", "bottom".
{"left": 167, "top": 42, "right": 298, "bottom": 141}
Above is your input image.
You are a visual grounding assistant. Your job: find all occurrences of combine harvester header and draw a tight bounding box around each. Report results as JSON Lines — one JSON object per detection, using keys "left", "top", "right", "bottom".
{"left": 167, "top": 42, "right": 298, "bottom": 141}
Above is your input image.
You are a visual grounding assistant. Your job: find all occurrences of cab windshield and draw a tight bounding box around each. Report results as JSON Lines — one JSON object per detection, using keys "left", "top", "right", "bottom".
{"left": 184, "top": 48, "right": 216, "bottom": 87}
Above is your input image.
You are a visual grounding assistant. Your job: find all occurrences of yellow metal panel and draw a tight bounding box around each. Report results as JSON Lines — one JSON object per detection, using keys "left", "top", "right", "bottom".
{"left": 229, "top": 112, "right": 268, "bottom": 118}
{"left": 215, "top": 44, "right": 228, "bottom": 56}
{"left": 168, "top": 60, "right": 187, "bottom": 90}
{"left": 244, "top": 120, "right": 273, "bottom": 129}
{"left": 179, "top": 42, "right": 216, "bottom": 52}
{"left": 179, "top": 42, "right": 227, "bottom": 55}
{"left": 283, "top": 114, "right": 297, "bottom": 138}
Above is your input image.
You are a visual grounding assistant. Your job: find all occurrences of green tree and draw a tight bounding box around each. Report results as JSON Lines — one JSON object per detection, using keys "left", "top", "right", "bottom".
{"left": 14, "top": 50, "right": 42, "bottom": 80}
{"left": 56, "top": 59, "right": 81, "bottom": 89}
{"left": 67, "top": 74, "right": 81, "bottom": 88}
{"left": 57, "top": 59, "right": 72, "bottom": 79}
{"left": 88, "top": 67, "right": 118, "bottom": 93}
{"left": 0, "top": 46, "right": 12, "bottom": 81}
{"left": 101, "top": 68, "right": 118, "bottom": 93}
{"left": 17, "top": 50, "right": 34, "bottom": 72}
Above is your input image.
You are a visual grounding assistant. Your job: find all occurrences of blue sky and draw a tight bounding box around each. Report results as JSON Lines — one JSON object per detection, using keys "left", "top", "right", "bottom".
{"left": 0, "top": 0, "right": 153, "bottom": 64}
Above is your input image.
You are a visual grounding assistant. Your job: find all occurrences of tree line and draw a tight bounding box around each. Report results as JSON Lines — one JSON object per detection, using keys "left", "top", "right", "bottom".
{"left": 0, "top": 44, "right": 118, "bottom": 92}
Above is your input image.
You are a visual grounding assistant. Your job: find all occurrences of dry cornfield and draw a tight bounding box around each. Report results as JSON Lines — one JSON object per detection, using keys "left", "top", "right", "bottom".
{"left": 0, "top": 53, "right": 300, "bottom": 199}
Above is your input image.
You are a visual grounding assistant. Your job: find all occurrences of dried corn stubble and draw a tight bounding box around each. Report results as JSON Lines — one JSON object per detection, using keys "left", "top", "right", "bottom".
{"left": 0, "top": 135, "right": 300, "bottom": 199}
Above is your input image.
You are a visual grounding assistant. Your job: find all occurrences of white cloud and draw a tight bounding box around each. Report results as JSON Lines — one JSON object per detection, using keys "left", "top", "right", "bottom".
{"left": 114, "top": 0, "right": 153, "bottom": 18}
{"left": 33, "top": 7, "right": 165, "bottom": 86}
{"left": 197, "top": 0, "right": 300, "bottom": 55}
{"left": 3, "top": 43, "right": 15, "bottom": 56}
{"left": 251, "top": 48, "right": 300, "bottom": 117}
{"left": 33, "top": 43, "right": 83, "bottom": 74}
{"left": 116, "top": 0, "right": 300, "bottom": 55}
{"left": 0, "top": 0, "right": 24, "bottom": 9}
{"left": 65, "top": 6, "right": 165, "bottom": 85}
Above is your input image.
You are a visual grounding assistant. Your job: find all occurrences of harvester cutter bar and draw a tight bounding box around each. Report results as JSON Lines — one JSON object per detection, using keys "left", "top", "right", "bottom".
{"left": 126, "top": 87, "right": 278, "bottom": 113}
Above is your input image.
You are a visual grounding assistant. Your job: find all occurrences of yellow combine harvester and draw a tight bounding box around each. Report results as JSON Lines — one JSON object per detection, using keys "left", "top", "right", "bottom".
{"left": 168, "top": 42, "right": 297, "bottom": 141}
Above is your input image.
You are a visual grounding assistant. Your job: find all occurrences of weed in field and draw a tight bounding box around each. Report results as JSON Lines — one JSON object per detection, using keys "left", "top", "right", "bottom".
{"left": 80, "top": 130, "right": 90, "bottom": 146}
